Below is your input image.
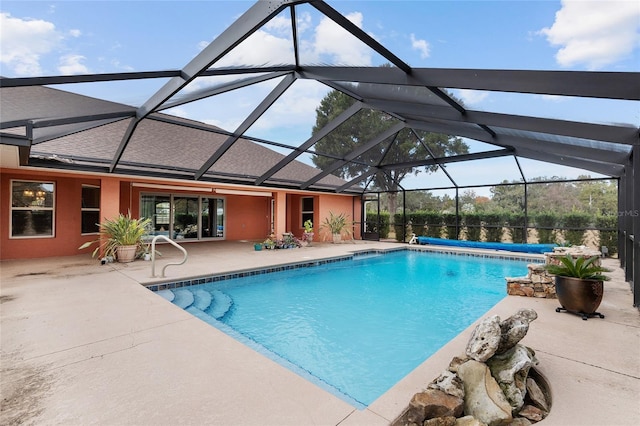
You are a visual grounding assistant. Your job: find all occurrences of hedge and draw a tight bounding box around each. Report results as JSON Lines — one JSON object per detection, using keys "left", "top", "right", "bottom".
{"left": 387, "top": 210, "right": 616, "bottom": 255}
{"left": 481, "top": 212, "right": 504, "bottom": 242}
{"left": 462, "top": 213, "right": 482, "bottom": 241}
{"left": 561, "top": 212, "right": 591, "bottom": 246}
{"left": 595, "top": 215, "right": 618, "bottom": 256}
{"left": 364, "top": 212, "right": 390, "bottom": 238}
{"left": 534, "top": 212, "right": 559, "bottom": 244}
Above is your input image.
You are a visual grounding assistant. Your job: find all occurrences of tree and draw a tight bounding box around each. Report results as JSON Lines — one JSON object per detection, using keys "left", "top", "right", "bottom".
{"left": 311, "top": 89, "right": 468, "bottom": 215}
{"left": 404, "top": 190, "right": 442, "bottom": 212}
{"left": 490, "top": 181, "right": 525, "bottom": 213}
{"left": 576, "top": 177, "right": 617, "bottom": 215}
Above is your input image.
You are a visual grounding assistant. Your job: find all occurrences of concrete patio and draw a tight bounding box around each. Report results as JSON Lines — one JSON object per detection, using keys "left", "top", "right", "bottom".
{"left": 1, "top": 241, "right": 639, "bottom": 425}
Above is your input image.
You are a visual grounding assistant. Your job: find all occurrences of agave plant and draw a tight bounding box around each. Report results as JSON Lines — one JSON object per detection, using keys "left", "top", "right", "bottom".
{"left": 79, "top": 212, "right": 151, "bottom": 258}
{"left": 545, "top": 254, "right": 611, "bottom": 281}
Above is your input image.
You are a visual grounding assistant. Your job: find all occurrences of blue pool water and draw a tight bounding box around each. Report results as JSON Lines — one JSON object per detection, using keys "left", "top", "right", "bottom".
{"left": 155, "top": 250, "right": 532, "bottom": 407}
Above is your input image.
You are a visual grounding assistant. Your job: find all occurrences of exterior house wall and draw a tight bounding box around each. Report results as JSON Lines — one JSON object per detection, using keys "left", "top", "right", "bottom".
{"left": 1, "top": 168, "right": 99, "bottom": 259}
{"left": 317, "top": 194, "right": 362, "bottom": 241}
{"left": 1, "top": 167, "right": 362, "bottom": 260}
{"left": 224, "top": 195, "right": 271, "bottom": 240}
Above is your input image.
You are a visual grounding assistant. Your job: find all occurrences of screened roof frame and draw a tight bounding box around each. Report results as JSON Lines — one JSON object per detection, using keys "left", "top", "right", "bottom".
{"left": 1, "top": 0, "right": 638, "bottom": 196}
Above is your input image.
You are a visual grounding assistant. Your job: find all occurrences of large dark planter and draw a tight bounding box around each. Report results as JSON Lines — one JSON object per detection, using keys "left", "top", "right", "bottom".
{"left": 554, "top": 276, "right": 605, "bottom": 320}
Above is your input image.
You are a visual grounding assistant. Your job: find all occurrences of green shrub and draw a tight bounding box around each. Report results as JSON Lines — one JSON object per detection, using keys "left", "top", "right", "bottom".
{"left": 364, "top": 212, "right": 390, "bottom": 238}
{"left": 442, "top": 213, "right": 458, "bottom": 240}
{"left": 393, "top": 213, "right": 404, "bottom": 241}
{"left": 562, "top": 212, "right": 591, "bottom": 246}
{"left": 534, "top": 212, "right": 559, "bottom": 244}
{"left": 462, "top": 213, "right": 482, "bottom": 241}
{"left": 423, "top": 211, "right": 443, "bottom": 238}
{"left": 595, "top": 215, "right": 618, "bottom": 256}
{"left": 482, "top": 212, "right": 505, "bottom": 242}
{"left": 505, "top": 213, "right": 526, "bottom": 243}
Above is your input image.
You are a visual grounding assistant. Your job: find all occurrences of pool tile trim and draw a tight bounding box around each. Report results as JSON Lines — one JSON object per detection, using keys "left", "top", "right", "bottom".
{"left": 146, "top": 246, "right": 543, "bottom": 292}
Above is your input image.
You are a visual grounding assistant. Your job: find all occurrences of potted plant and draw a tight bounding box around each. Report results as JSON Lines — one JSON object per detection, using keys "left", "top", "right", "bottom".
{"left": 321, "top": 211, "right": 352, "bottom": 243}
{"left": 302, "top": 219, "right": 314, "bottom": 246}
{"left": 263, "top": 235, "right": 277, "bottom": 250}
{"left": 79, "top": 212, "right": 151, "bottom": 263}
{"left": 544, "top": 254, "right": 611, "bottom": 320}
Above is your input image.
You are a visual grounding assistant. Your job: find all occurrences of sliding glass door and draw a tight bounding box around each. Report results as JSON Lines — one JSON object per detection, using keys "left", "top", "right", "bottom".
{"left": 173, "top": 196, "right": 199, "bottom": 240}
{"left": 201, "top": 198, "right": 224, "bottom": 238}
{"left": 140, "top": 194, "right": 225, "bottom": 240}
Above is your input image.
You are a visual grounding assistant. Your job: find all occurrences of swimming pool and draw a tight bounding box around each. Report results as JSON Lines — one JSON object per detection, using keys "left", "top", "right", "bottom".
{"left": 154, "top": 249, "right": 533, "bottom": 407}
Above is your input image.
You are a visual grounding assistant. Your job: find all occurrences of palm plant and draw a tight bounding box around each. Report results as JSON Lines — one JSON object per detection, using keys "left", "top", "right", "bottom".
{"left": 321, "top": 211, "right": 352, "bottom": 236}
{"left": 79, "top": 212, "right": 151, "bottom": 258}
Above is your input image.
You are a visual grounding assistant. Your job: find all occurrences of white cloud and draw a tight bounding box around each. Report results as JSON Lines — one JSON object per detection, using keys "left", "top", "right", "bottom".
{"left": 313, "top": 12, "right": 372, "bottom": 65}
{"left": 0, "top": 12, "right": 62, "bottom": 76}
{"left": 58, "top": 54, "right": 89, "bottom": 74}
{"left": 410, "top": 34, "right": 430, "bottom": 59}
{"left": 214, "top": 29, "right": 294, "bottom": 67}
{"left": 197, "top": 40, "right": 209, "bottom": 51}
{"left": 455, "top": 89, "right": 489, "bottom": 106}
{"left": 296, "top": 11, "right": 312, "bottom": 34}
{"left": 249, "top": 79, "right": 329, "bottom": 133}
{"left": 69, "top": 29, "right": 81, "bottom": 38}
{"left": 265, "top": 15, "right": 292, "bottom": 36}
{"left": 539, "top": 0, "right": 640, "bottom": 70}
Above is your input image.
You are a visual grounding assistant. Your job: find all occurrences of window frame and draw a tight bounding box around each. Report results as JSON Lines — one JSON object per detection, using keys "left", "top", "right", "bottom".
{"left": 301, "top": 196, "right": 314, "bottom": 229}
{"left": 10, "top": 179, "right": 56, "bottom": 239}
{"left": 81, "top": 184, "right": 101, "bottom": 235}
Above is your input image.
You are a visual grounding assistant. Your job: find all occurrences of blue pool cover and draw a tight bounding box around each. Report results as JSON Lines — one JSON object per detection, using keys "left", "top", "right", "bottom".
{"left": 416, "top": 236, "right": 556, "bottom": 254}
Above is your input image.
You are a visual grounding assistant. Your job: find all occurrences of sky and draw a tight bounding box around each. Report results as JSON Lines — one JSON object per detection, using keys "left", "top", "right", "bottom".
{"left": 1, "top": 0, "right": 639, "bottom": 193}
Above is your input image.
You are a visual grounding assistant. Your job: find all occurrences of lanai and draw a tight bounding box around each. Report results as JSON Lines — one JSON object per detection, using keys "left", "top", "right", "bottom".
{"left": 0, "top": 0, "right": 638, "bottom": 302}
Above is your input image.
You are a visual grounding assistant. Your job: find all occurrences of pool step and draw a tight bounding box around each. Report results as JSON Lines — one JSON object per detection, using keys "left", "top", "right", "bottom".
{"left": 206, "top": 290, "right": 233, "bottom": 319}
{"left": 157, "top": 288, "right": 233, "bottom": 320}
{"left": 172, "top": 289, "right": 194, "bottom": 309}
{"left": 192, "top": 289, "right": 212, "bottom": 311}
{"left": 156, "top": 289, "right": 175, "bottom": 302}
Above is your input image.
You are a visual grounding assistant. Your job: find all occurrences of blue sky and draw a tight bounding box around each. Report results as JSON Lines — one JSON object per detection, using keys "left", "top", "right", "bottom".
{"left": 1, "top": 0, "right": 639, "bottom": 191}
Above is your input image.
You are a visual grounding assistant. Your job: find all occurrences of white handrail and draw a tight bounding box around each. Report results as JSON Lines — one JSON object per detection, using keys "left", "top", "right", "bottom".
{"left": 150, "top": 235, "right": 188, "bottom": 278}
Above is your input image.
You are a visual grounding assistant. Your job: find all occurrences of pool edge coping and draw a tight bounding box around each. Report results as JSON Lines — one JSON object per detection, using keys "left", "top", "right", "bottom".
{"left": 143, "top": 246, "right": 544, "bottom": 292}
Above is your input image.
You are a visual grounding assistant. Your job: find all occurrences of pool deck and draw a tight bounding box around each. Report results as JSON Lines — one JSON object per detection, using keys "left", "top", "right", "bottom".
{"left": 1, "top": 240, "right": 639, "bottom": 425}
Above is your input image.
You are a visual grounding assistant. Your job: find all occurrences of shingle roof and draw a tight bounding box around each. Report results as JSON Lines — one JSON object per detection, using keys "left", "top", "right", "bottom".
{"left": 2, "top": 84, "right": 348, "bottom": 191}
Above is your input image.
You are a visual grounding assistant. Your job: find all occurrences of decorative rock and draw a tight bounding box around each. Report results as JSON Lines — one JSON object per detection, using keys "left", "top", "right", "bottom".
{"left": 455, "top": 415, "right": 488, "bottom": 426}
{"left": 390, "top": 407, "right": 421, "bottom": 426}
{"left": 424, "top": 416, "right": 457, "bottom": 426}
{"left": 521, "top": 287, "right": 534, "bottom": 297}
{"left": 428, "top": 371, "right": 465, "bottom": 399}
{"left": 509, "top": 418, "right": 532, "bottom": 426}
{"left": 496, "top": 309, "right": 538, "bottom": 354}
{"left": 448, "top": 355, "right": 469, "bottom": 373}
{"left": 518, "top": 404, "right": 547, "bottom": 422}
{"left": 457, "top": 360, "right": 512, "bottom": 426}
{"left": 525, "top": 377, "right": 549, "bottom": 412}
{"left": 465, "top": 316, "right": 502, "bottom": 362}
{"left": 487, "top": 344, "right": 537, "bottom": 413}
{"left": 409, "top": 389, "right": 464, "bottom": 421}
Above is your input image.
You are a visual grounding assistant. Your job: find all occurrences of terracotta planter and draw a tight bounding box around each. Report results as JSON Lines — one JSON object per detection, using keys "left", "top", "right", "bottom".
{"left": 554, "top": 276, "right": 605, "bottom": 320}
{"left": 116, "top": 245, "right": 138, "bottom": 263}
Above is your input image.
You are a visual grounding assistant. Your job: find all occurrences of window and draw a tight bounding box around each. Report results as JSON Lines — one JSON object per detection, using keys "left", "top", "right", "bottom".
{"left": 81, "top": 185, "right": 100, "bottom": 234}
{"left": 10, "top": 180, "right": 55, "bottom": 238}
{"left": 301, "top": 197, "right": 314, "bottom": 227}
